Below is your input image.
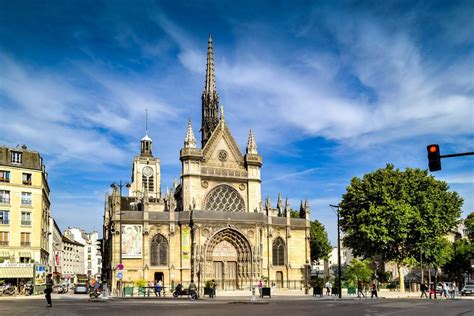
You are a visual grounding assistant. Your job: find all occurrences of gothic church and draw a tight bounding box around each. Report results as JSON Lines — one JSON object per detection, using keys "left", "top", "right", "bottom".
{"left": 102, "top": 35, "right": 311, "bottom": 294}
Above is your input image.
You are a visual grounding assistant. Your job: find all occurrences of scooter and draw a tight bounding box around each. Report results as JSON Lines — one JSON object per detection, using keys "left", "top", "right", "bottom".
{"left": 89, "top": 287, "right": 101, "bottom": 299}
{"left": 172, "top": 284, "right": 198, "bottom": 300}
{"left": 24, "top": 282, "right": 34, "bottom": 296}
{"left": 0, "top": 284, "right": 16, "bottom": 296}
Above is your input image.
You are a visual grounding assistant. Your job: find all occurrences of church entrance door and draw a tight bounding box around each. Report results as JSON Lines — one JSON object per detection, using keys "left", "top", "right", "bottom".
{"left": 205, "top": 229, "right": 252, "bottom": 291}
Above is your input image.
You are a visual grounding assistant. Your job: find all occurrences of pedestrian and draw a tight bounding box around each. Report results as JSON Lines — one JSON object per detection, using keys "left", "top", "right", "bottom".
{"left": 154, "top": 280, "right": 161, "bottom": 297}
{"left": 370, "top": 282, "right": 378, "bottom": 299}
{"left": 453, "top": 282, "right": 458, "bottom": 299}
{"left": 429, "top": 283, "right": 437, "bottom": 299}
{"left": 325, "top": 280, "right": 332, "bottom": 296}
{"left": 357, "top": 280, "right": 365, "bottom": 299}
{"left": 441, "top": 282, "right": 447, "bottom": 299}
{"left": 420, "top": 283, "right": 428, "bottom": 299}
{"left": 211, "top": 279, "right": 216, "bottom": 298}
{"left": 258, "top": 279, "right": 263, "bottom": 297}
{"left": 45, "top": 274, "right": 53, "bottom": 307}
{"left": 188, "top": 280, "right": 197, "bottom": 300}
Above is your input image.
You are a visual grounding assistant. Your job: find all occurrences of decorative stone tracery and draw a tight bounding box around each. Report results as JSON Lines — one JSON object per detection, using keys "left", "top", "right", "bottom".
{"left": 204, "top": 184, "right": 245, "bottom": 212}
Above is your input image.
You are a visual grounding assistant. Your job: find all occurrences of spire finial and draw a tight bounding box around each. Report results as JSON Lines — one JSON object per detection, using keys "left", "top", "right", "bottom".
{"left": 220, "top": 105, "right": 225, "bottom": 121}
{"left": 184, "top": 119, "right": 197, "bottom": 149}
{"left": 246, "top": 129, "right": 258, "bottom": 155}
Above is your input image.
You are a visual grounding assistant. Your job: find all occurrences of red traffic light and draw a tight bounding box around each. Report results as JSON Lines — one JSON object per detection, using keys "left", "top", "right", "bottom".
{"left": 428, "top": 145, "right": 438, "bottom": 153}
{"left": 427, "top": 144, "right": 441, "bottom": 171}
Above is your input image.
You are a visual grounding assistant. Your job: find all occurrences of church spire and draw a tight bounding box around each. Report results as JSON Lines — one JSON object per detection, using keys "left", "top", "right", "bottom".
{"left": 184, "top": 119, "right": 197, "bottom": 149}
{"left": 201, "top": 34, "right": 220, "bottom": 148}
{"left": 246, "top": 129, "right": 258, "bottom": 155}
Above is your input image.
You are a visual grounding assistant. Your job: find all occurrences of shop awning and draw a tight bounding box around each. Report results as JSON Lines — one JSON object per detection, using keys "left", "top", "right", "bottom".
{"left": 0, "top": 250, "right": 11, "bottom": 257}
{"left": 0, "top": 266, "right": 34, "bottom": 278}
{"left": 19, "top": 251, "right": 32, "bottom": 257}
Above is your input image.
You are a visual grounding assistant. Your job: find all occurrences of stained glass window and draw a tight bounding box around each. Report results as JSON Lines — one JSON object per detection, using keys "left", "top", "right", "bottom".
{"left": 204, "top": 184, "right": 245, "bottom": 212}
{"left": 150, "top": 234, "right": 168, "bottom": 266}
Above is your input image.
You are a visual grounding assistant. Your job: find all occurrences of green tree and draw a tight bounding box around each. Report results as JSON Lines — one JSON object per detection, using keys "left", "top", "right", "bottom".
{"left": 310, "top": 220, "right": 332, "bottom": 262}
{"left": 465, "top": 212, "right": 474, "bottom": 242}
{"left": 443, "top": 239, "right": 474, "bottom": 284}
{"left": 339, "top": 164, "right": 463, "bottom": 292}
{"left": 346, "top": 259, "right": 373, "bottom": 286}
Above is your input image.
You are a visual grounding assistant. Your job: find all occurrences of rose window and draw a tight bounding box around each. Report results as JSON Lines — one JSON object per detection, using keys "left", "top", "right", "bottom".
{"left": 204, "top": 184, "right": 245, "bottom": 212}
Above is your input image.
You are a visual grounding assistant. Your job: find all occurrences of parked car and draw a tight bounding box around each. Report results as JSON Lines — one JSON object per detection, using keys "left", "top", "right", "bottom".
{"left": 74, "top": 283, "right": 88, "bottom": 294}
{"left": 461, "top": 284, "right": 474, "bottom": 296}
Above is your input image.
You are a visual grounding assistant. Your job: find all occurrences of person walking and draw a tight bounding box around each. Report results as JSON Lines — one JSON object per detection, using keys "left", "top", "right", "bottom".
{"left": 44, "top": 274, "right": 53, "bottom": 307}
{"left": 154, "top": 280, "right": 162, "bottom": 297}
{"left": 210, "top": 279, "right": 216, "bottom": 298}
{"left": 420, "top": 283, "right": 428, "bottom": 299}
{"left": 429, "top": 283, "right": 437, "bottom": 299}
{"left": 357, "top": 280, "right": 366, "bottom": 299}
{"left": 258, "top": 279, "right": 263, "bottom": 297}
{"left": 370, "top": 282, "right": 378, "bottom": 299}
{"left": 188, "top": 280, "right": 197, "bottom": 300}
{"left": 325, "top": 280, "right": 332, "bottom": 296}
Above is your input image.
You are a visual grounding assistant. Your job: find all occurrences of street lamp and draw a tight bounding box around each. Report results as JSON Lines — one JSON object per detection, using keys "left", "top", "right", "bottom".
{"left": 110, "top": 180, "right": 130, "bottom": 295}
{"left": 330, "top": 204, "right": 342, "bottom": 299}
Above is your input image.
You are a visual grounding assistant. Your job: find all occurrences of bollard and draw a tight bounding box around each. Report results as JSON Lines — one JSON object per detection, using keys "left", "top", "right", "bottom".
{"left": 101, "top": 282, "right": 109, "bottom": 300}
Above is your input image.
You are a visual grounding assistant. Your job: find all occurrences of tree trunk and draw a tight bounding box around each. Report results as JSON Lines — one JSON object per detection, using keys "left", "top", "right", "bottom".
{"left": 398, "top": 264, "right": 405, "bottom": 293}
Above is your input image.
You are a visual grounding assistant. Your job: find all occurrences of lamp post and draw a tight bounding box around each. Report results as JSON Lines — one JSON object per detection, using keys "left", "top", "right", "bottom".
{"left": 111, "top": 180, "right": 130, "bottom": 295}
{"left": 330, "top": 204, "right": 342, "bottom": 299}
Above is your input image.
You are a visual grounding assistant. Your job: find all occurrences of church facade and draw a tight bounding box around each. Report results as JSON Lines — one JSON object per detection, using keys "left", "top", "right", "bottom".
{"left": 102, "top": 36, "right": 311, "bottom": 294}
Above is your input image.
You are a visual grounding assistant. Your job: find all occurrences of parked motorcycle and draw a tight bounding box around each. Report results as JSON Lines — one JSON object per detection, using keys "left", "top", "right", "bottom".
{"left": 24, "top": 282, "right": 34, "bottom": 296}
{"left": 172, "top": 283, "right": 198, "bottom": 300}
{"left": 89, "top": 287, "right": 101, "bottom": 299}
{"left": 0, "top": 284, "right": 16, "bottom": 296}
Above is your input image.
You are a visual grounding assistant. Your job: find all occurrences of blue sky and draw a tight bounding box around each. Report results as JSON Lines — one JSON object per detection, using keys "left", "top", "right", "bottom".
{"left": 0, "top": 0, "right": 473, "bottom": 244}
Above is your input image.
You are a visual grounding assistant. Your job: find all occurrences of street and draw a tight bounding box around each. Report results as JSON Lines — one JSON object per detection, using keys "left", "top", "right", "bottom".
{"left": 0, "top": 295, "right": 473, "bottom": 316}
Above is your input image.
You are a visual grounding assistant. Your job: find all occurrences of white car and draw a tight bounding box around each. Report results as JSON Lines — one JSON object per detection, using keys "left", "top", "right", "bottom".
{"left": 73, "top": 284, "right": 88, "bottom": 294}
{"left": 461, "top": 284, "right": 474, "bottom": 296}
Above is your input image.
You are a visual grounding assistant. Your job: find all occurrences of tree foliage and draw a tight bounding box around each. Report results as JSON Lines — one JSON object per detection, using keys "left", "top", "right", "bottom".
{"left": 346, "top": 259, "right": 373, "bottom": 285}
{"left": 339, "top": 164, "right": 462, "bottom": 274}
{"left": 310, "top": 220, "right": 332, "bottom": 261}
{"left": 465, "top": 212, "right": 474, "bottom": 242}
{"left": 443, "top": 239, "right": 474, "bottom": 284}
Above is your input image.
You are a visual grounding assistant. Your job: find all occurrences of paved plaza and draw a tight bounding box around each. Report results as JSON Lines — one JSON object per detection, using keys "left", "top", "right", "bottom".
{"left": 0, "top": 293, "right": 473, "bottom": 316}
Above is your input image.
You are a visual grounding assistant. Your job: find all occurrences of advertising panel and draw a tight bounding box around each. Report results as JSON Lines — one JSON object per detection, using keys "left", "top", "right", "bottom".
{"left": 181, "top": 226, "right": 191, "bottom": 261}
{"left": 35, "top": 265, "right": 47, "bottom": 285}
{"left": 121, "top": 224, "right": 143, "bottom": 258}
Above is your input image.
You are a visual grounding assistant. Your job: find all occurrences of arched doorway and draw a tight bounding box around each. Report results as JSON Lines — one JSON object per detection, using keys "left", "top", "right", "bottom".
{"left": 204, "top": 229, "right": 252, "bottom": 291}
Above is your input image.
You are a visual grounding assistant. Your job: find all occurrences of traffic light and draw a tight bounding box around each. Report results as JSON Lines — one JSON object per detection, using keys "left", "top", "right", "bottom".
{"left": 427, "top": 144, "right": 441, "bottom": 171}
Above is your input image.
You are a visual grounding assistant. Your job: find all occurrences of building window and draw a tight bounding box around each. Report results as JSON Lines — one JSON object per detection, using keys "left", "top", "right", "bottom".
{"left": 11, "top": 151, "right": 22, "bottom": 164}
{"left": 204, "top": 184, "right": 245, "bottom": 212}
{"left": 21, "top": 212, "right": 31, "bottom": 226}
{"left": 142, "top": 175, "right": 154, "bottom": 192}
{"left": 150, "top": 234, "right": 168, "bottom": 266}
{"left": 21, "top": 232, "right": 31, "bottom": 246}
{"left": 88, "top": 247, "right": 91, "bottom": 253}
{"left": 22, "top": 173, "right": 32, "bottom": 185}
{"left": 87, "top": 262, "right": 92, "bottom": 269}
{"left": 0, "top": 190, "right": 10, "bottom": 204}
{"left": 21, "top": 192, "right": 32, "bottom": 205}
{"left": 272, "top": 237, "right": 286, "bottom": 266}
{"left": 0, "top": 211, "right": 9, "bottom": 225}
{"left": 0, "top": 231, "right": 9, "bottom": 245}
{"left": 0, "top": 170, "right": 10, "bottom": 183}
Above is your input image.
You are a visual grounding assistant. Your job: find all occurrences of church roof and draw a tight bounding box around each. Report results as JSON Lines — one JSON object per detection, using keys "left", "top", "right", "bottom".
{"left": 141, "top": 133, "right": 152, "bottom": 142}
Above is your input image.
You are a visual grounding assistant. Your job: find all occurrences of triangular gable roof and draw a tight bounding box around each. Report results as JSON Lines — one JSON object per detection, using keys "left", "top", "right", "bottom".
{"left": 202, "top": 120, "right": 244, "bottom": 165}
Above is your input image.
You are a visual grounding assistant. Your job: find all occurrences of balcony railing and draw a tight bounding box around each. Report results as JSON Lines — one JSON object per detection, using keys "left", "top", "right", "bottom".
{"left": 0, "top": 241, "right": 8, "bottom": 246}
{"left": 21, "top": 221, "right": 32, "bottom": 226}
{"left": 22, "top": 180, "right": 32, "bottom": 185}
{"left": 0, "top": 177, "right": 10, "bottom": 183}
{"left": 0, "top": 219, "right": 9, "bottom": 225}
{"left": 21, "top": 241, "right": 31, "bottom": 247}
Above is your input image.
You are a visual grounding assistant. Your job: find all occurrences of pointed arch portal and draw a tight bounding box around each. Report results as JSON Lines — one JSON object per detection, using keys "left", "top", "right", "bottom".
{"left": 204, "top": 229, "right": 252, "bottom": 290}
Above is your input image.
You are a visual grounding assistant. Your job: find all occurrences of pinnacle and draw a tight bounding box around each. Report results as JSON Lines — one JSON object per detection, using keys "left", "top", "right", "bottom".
{"left": 246, "top": 129, "right": 258, "bottom": 155}
{"left": 184, "top": 119, "right": 197, "bottom": 148}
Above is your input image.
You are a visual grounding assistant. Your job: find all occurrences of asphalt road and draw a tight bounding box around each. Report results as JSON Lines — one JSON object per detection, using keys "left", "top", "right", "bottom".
{"left": 0, "top": 296, "right": 473, "bottom": 316}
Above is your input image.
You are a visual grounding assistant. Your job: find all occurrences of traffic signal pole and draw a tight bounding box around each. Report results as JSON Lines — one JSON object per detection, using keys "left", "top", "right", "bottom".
{"left": 427, "top": 144, "right": 474, "bottom": 172}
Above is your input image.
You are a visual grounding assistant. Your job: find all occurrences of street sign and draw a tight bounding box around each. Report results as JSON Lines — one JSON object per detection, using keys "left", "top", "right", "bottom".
{"left": 117, "top": 264, "right": 124, "bottom": 270}
{"left": 117, "top": 272, "right": 123, "bottom": 280}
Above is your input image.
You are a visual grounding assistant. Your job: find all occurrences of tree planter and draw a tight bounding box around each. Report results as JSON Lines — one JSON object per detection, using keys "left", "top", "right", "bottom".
{"left": 261, "top": 287, "right": 271, "bottom": 298}
{"left": 313, "top": 287, "right": 323, "bottom": 296}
